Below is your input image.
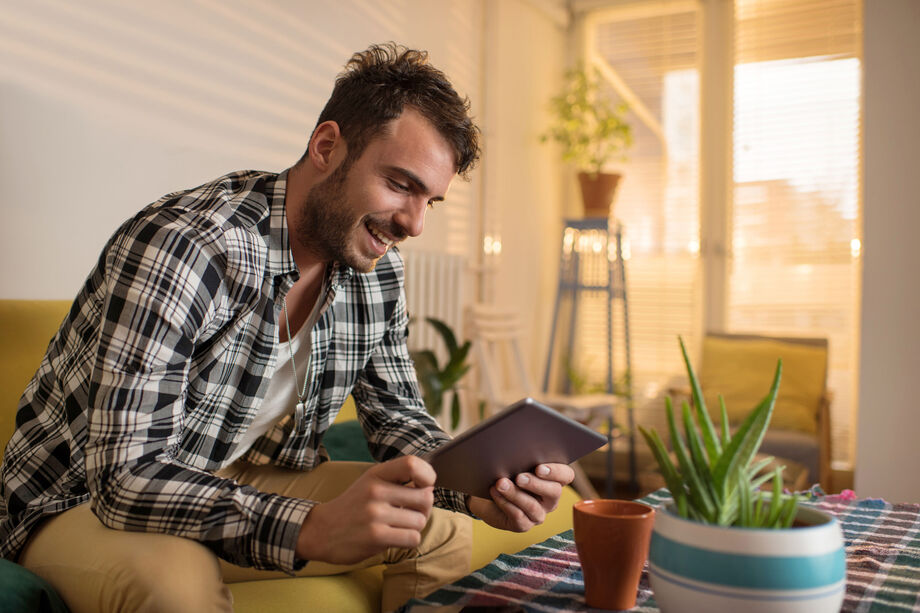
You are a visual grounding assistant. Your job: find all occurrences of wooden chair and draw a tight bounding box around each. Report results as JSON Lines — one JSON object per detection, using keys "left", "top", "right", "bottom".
{"left": 465, "top": 304, "right": 627, "bottom": 498}
{"left": 672, "top": 332, "right": 832, "bottom": 488}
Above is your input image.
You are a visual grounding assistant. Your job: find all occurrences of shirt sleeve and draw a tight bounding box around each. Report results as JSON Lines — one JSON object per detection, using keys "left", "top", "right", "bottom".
{"left": 350, "top": 287, "right": 470, "bottom": 515}
{"left": 83, "top": 216, "right": 310, "bottom": 573}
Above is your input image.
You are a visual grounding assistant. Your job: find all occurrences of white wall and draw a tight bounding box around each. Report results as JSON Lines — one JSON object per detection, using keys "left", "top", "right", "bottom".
{"left": 480, "top": 0, "right": 568, "bottom": 376}
{"left": 0, "top": 0, "right": 484, "bottom": 299}
{"left": 855, "top": 0, "right": 920, "bottom": 503}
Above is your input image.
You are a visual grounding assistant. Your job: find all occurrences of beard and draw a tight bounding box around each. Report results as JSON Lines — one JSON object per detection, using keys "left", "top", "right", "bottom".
{"left": 294, "top": 158, "right": 407, "bottom": 273}
{"left": 296, "top": 159, "right": 354, "bottom": 267}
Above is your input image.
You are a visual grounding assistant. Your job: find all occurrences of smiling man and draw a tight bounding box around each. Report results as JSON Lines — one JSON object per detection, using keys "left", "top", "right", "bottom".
{"left": 0, "top": 44, "right": 575, "bottom": 613}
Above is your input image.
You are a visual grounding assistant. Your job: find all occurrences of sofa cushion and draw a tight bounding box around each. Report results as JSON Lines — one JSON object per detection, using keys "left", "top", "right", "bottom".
{"left": 325, "top": 420, "right": 375, "bottom": 462}
{"left": 0, "top": 559, "right": 70, "bottom": 613}
{"left": 0, "top": 300, "right": 72, "bottom": 457}
{"left": 229, "top": 567, "right": 384, "bottom": 613}
{"left": 700, "top": 336, "right": 827, "bottom": 434}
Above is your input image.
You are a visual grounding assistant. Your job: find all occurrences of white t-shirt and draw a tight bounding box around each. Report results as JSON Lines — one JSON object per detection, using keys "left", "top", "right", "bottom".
{"left": 225, "top": 291, "right": 325, "bottom": 464}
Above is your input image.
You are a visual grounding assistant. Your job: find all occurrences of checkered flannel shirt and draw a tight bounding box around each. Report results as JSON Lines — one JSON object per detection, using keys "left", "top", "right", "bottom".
{"left": 0, "top": 170, "right": 466, "bottom": 572}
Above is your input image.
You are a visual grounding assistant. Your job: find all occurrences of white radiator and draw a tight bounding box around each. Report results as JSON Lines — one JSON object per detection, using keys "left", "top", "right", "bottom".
{"left": 401, "top": 250, "right": 468, "bottom": 354}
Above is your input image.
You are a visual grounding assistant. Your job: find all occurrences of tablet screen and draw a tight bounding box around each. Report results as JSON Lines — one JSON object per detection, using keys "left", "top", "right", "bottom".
{"left": 426, "top": 398, "right": 607, "bottom": 498}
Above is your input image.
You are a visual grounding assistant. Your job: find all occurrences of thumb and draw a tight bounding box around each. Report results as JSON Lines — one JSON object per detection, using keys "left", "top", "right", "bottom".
{"left": 372, "top": 455, "right": 437, "bottom": 489}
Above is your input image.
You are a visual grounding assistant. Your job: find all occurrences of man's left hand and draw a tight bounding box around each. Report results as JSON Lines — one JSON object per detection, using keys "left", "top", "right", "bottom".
{"left": 466, "top": 463, "right": 575, "bottom": 532}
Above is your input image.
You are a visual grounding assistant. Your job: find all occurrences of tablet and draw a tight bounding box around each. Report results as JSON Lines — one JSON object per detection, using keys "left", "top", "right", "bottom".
{"left": 425, "top": 397, "right": 607, "bottom": 498}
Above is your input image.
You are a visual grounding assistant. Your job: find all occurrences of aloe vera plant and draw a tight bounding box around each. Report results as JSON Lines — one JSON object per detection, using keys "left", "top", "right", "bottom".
{"left": 638, "top": 337, "right": 799, "bottom": 528}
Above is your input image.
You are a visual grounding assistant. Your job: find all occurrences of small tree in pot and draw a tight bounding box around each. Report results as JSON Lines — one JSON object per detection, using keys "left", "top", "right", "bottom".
{"left": 541, "top": 66, "right": 633, "bottom": 218}
{"left": 638, "top": 338, "right": 845, "bottom": 612}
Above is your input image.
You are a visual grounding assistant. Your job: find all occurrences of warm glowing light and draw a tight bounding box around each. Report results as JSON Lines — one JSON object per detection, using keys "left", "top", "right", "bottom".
{"left": 562, "top": 228, "right": 576, "bottom": 256}
{"left": 483, "top": 234, "right": 502, "bottom": 256}
{"left": 688, "top": 239, "right": 700, "bottom": 255}
{"left": 850, "top": 238, "right": 861, "bottom": 258}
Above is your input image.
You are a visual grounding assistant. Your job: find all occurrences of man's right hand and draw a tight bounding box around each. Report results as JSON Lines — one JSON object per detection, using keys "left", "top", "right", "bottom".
{"left": 295, "top": 455, "right": 436, "bottom": 565}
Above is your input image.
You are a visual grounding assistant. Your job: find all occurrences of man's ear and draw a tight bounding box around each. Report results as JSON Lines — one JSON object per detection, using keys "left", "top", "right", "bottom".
{"left": 307, "top": 121, "right": 345, "bottom": 172}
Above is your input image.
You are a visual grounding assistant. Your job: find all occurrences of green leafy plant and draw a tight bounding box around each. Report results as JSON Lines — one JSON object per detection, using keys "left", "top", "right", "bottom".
{"left": 410, "top": 317, "right": 471, "bottom": 429}
{"left": 540, "top": 66, "right": 634, "bottom": 174}
{"left": 638, "top": 337, "right": 799, "bottom": 528}
{"left": 562, "top": 354, "right": 632, "bottom": 398}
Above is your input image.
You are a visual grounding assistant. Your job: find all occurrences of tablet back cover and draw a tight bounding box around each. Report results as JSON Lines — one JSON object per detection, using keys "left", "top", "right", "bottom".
{"left": 428, "top": 398, "right": 606, "bottom": 498}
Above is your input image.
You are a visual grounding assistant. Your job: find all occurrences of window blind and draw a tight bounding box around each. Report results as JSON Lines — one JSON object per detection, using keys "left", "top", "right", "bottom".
{"left": 730, "top": 0, "right": 862, "bottom": 466}
{"left": 584, "top": 4, "right": 702, "bottom": 434}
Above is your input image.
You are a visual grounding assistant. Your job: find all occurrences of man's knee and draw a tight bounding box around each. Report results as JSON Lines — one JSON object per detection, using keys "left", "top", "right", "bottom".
{"left": 20, "top": 505, "right": 232, "bottom": 613}
{"left": 418, "top": 508, "right": 473, "bottom": 565}
{"left": 108, "top": 533, "right": 232, "bottom": 613}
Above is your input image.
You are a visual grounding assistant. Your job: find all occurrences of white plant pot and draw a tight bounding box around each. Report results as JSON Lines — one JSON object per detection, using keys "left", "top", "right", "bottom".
{"left": 649, "top": 504, "right": 846, "bottom": 613}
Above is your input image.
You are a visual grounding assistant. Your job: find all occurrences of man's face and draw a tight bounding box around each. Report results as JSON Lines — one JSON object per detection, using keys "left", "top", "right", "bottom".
{"left": 297, "top": 108, "right": 456, "bottom": 272}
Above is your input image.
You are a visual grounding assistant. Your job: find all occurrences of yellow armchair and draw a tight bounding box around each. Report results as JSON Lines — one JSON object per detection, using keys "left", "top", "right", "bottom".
{"left": 672, "top": 332, "right": 832, "bottom": 488}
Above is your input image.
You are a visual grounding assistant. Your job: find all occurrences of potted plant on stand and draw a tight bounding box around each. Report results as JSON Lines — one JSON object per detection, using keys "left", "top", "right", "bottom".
{"left": 638, "top": 338, "right": 845, "bottom": 612}
{"left": 541, "top": 66, "right": 633, "bottom": 218}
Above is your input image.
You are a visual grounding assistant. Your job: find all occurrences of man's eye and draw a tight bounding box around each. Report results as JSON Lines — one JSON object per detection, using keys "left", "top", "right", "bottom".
{"left": 389, "top": 179, "right": 410, "bottom": 192}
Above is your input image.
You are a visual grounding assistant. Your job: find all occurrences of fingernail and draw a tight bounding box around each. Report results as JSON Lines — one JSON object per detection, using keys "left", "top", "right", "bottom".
{"left": 517, "top": 474, "right": 530, "bottom": 486}
{"left": 498, "top": 480, "right": 510, "bottom": 492}
{"left": 537, "top": 465, "right": 550, "bottom": 477}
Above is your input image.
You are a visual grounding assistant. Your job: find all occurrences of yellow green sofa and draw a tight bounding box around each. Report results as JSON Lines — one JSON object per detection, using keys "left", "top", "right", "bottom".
{"left": 0, "top": 299, "right": 579, "bottom": 612}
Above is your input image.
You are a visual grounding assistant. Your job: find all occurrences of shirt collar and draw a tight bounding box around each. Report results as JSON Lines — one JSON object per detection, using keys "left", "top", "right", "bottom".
{"left": 267, "top": 169, "right": 355, "bottom": 297}
{"left": 267, "top": 169, "right": 297, "bottom": 283}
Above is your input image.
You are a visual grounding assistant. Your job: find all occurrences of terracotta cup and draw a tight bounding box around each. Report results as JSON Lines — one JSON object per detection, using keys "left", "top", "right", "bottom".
{"left": 573, "top": 499, "right": 655, "bottom": 610}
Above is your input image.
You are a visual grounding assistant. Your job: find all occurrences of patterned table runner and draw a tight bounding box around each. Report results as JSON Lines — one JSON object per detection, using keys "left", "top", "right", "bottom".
{"left": 402, "top": 488, "right": 920, "bottom": 612}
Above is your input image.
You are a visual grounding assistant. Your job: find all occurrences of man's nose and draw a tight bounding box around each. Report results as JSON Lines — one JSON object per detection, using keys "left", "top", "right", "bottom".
{"left": 394, "top": 198, "right": 427, "bottom": 238}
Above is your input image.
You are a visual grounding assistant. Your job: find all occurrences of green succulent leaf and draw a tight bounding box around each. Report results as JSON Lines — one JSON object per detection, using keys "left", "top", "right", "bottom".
{"left": 738, "top": 473, "right": 751, "bottom": 526}
{"left": 666, "top": 397, "right": 717, "bottom": 521}
{"left": 681, "top": 400, "right": 719, "bottom": 510}
{"left": 679, "top": 336, "right": 722, "bottom": 463}
{"left": 753, "top": 494, "right": 766, "bottom": 527}
{"left": 719, "top": 395, "right": 731, "bottom": 448}
{"left": 640, "top": 337, "right": 797, "bottom": 529}
{"left": 765, "top": 468, "right": 785, "bottom": 526}
{"left": 711, "top": 360, "right": 782, "bottom": 493}
{"left": 638, "top": 425, "right": 687, "bottom": 510}
{"left": 779, "top": 495, "right": 799, "bottom": 528}
{"left": 748, "top": 457, "right": 780, "bottom": 491}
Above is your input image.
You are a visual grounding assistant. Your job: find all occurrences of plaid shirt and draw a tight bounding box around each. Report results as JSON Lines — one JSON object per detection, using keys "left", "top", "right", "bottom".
{"left": 0, "top": 170, "right": 465, "bottom": 572}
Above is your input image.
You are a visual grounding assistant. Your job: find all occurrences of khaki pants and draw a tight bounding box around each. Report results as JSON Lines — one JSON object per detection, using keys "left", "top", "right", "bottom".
{"left": 18, "top": 461, "right": 472, "bottom": 613}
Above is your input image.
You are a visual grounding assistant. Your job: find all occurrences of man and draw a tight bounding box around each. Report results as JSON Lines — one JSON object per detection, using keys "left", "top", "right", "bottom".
{"left": 0, "top": 43, "right": 574, "bottom": 612}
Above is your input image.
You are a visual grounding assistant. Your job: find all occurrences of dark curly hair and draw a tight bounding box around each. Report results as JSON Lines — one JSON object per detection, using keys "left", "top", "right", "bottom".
{"left": 312, "top": 42, "right": 481, "bottom": 179}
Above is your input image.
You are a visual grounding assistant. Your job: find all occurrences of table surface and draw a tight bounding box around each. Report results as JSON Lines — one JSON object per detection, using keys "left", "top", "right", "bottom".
{"left": 402, "top": 488, "right": 920, "bottom": 612}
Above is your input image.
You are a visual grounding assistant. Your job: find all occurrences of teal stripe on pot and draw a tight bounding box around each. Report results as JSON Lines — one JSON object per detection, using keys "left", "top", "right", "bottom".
{"left": 650, "top": 533, "right": 846, "bottom": 590}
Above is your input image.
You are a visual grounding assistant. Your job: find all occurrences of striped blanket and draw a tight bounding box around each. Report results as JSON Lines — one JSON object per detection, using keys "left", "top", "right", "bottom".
{"left": 402, "top": 488, "right": 920, "bottom": 612}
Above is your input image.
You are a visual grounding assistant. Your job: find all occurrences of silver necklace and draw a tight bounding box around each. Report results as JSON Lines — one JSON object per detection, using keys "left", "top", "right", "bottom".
{"left": 282, "top": 298, "right": 310, "bottom": 414}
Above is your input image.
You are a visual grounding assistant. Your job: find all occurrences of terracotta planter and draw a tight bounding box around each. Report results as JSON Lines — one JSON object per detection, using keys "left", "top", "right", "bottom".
{"left": 574, "top": 499, "right": 655, "bottom": 610}
{"left": 577, "top": 171, "right": 621, "bottom": 218}
{"left": 649, "top": 503, "right": 846, "bottom": 612}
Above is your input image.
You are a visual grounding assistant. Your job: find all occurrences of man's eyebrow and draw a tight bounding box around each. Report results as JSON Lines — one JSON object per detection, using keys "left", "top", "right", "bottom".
{"left": 388, "top": 167, "right": 445, "bottom": 202}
